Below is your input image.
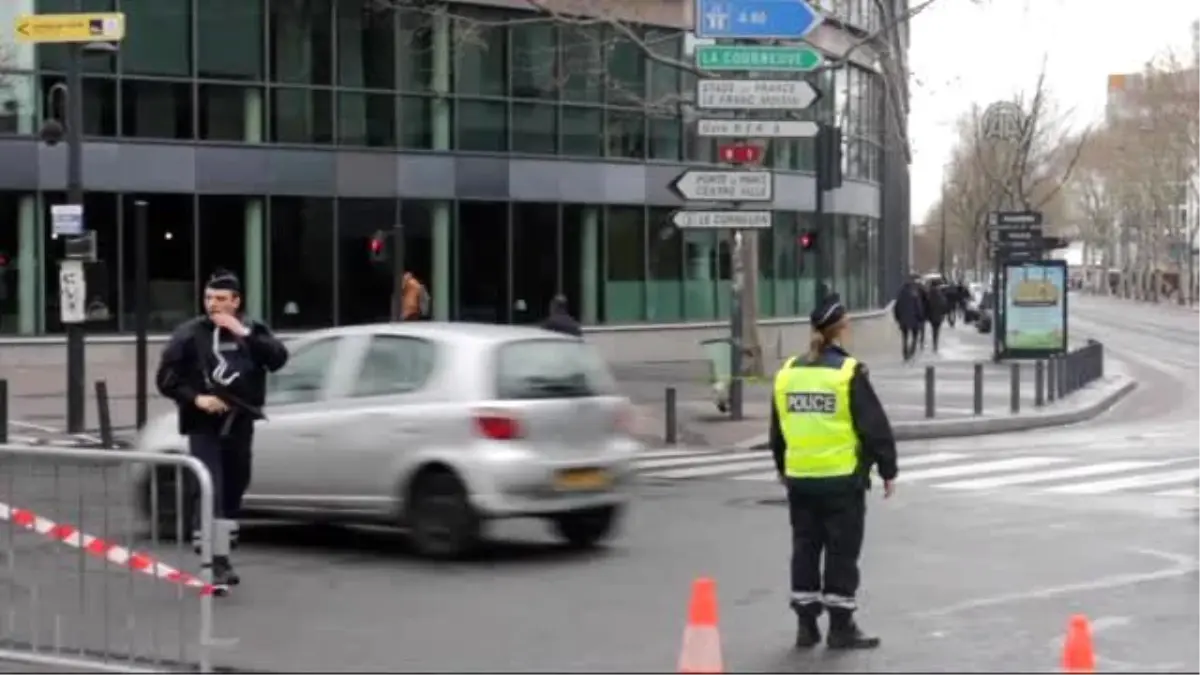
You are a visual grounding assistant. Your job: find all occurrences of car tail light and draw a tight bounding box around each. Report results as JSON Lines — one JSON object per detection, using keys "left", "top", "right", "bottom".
{"left": 474, "top": 412, "right": 522, "bottom": 440}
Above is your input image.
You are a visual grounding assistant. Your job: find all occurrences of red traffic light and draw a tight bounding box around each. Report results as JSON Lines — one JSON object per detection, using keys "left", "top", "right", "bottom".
{"left": 369, "top": 231, "right": 387, "bottom": 261}
{"left": 369, "top": 237, "right": 384, "bottom": 254}
{"left": 799, "top": 232, "right": 815, "bottom": 250}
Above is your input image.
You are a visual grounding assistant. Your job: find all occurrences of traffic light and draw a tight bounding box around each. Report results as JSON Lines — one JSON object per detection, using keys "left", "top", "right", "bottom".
{"left": 369, "top": 230, "right": 387, "bottom": 262}
{"left": 799, "top": 231, "right": 817, "bottom": 251}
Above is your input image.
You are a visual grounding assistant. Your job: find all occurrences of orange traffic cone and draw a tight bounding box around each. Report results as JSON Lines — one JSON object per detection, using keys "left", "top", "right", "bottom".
{"left": 678, "top": 577, "right": 723, "bottom": 674}
{"left": 1061, "top": 614, "right": 1096, "bottom": 673}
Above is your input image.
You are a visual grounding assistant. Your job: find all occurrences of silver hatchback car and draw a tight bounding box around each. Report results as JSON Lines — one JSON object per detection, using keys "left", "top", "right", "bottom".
{"left": 133, "top": 322, "right": 642, "bottom": 558}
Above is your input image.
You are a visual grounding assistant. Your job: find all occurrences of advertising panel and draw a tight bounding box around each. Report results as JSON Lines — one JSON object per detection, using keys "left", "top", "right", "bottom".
{"left": 1001, "top": 259, "right": 1068, "bottom": 357}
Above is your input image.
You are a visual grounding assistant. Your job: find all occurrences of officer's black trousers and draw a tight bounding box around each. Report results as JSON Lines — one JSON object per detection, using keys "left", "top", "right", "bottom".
{"left": 786, "top": 483, "right": 866, "bottom": 613}
{"left": 188, "top": 425, "right": 254, "bottom": 520}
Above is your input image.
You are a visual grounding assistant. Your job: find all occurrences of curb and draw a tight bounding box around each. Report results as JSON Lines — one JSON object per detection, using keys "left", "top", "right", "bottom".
{"left": 735, "top": 375, "right": 1139, "bottom": 449}
{"left": 3, "top": 434, "right": 131, "bottom": 450}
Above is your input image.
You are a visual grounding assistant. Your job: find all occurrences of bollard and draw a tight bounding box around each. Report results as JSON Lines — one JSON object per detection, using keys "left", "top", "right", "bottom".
{"left": 1047, "top": 357, "right": 1057, "bottom": 403}
{"left": 924, "top": 366, "right": 936, "bottom": 419}
{"left": 1010, "top": 363, "right": 1020, "bottom": 414}
{"left": 1057, "top": 355, "right": 1067, "bottom": 399}
{"left": 664, "top": 386, "right": 677, "bottom": 446}
{"left": 1096, "top": 342, "right": 1104, "bottom": 380}
{"left": 972, "top": 363, "right": 984, "bottom": 416}
{"left": 0, "top": 379, "right": 7, "bottom": 444}
{"left": 95, "top": 380, "right": 114, "bottom": 449}
{"left": 1034, "top": 360, "right": 1045, "bottom": 407}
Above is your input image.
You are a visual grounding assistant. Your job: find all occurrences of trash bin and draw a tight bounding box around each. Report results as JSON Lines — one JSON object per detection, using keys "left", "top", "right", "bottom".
{"left": 701, "top": 338, "right": 734, "bottom": 413}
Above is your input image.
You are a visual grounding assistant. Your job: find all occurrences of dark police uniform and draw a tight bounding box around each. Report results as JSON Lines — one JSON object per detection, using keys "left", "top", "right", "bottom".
{"left": 155, "top": 271, "right": 288, "bottom": 592}
{"left": 769, "top": 295, "right": 898, "bottom": 649}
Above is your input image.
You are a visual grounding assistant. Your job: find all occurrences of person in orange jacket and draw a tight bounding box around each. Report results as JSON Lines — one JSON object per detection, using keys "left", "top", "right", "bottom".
{"left": 396, "top": 272, "right": 430, "bottom": 321}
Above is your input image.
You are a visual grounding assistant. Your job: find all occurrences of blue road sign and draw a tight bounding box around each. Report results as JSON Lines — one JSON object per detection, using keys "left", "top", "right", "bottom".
{"left": 694, "top": 0, "right": 822, "bottom": 39}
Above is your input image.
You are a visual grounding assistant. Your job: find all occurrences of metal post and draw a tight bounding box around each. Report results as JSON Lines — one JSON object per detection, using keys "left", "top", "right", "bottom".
{"left": 1034, "top": 360, "right": 1045, "bottom": 407}
{"left": 94, "top": 380, "right": 113, "bottom": 449}
{"left": 1056, "top": 355, "right": 1066, "bottom": 399}
{"left": 64, "top": 43, "right": 86, "bottom": 434}
{"left": 729, "top": 231, "right": 744, "bottom": 421}
{"left": 924, "top": 365, "right": 935, "bottom": 419}
{"left": 813, "top": 127, "right": 828, "bottom": 312}
{"left": 1046, "top": 357, "right": 1057, "bottom": 403}
{"left": 134, "top": 200, "right": 149, "bottom": 429}
{"left": 1010, "top": 362, "right": 1020, "bottom": 414}
{"left": 972, "top": 363, "right": 984, "bottom": 416}
{"left": 1096, "top": 342, "right": 1104, "bottom": 380}
{"left": 664, "top": 386, "right": 677, "bottom": 446}
{"left": 0, "top": 379, "right": 7, "bottom": 444}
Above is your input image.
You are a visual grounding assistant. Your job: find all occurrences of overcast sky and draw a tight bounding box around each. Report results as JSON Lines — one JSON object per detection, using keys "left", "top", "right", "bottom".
{"left": 907, "top": 0, "right": 1199, "bottom": 225}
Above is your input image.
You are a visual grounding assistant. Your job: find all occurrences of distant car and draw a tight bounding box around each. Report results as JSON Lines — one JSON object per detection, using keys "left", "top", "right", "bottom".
{"left": 133, "top": 323, "right": 641, "bottom": 558}
{"left": 975, "top": 292, "right": 995, "bottom": 333}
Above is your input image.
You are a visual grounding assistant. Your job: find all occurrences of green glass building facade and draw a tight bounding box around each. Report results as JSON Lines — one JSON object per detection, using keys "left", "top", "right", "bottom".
{"left": 0, "top": 0, "right": 900, "bottom": 335}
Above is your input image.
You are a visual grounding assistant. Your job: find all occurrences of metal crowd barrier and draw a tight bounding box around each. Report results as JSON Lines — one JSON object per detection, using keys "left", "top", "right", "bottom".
{"left": 0, "top": 444, "right": 215, "bottom": 673}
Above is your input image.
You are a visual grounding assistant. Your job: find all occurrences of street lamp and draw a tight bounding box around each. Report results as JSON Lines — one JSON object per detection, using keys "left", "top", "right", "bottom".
{"left": 38, "top": 40, "right": 118, "bottom": 434}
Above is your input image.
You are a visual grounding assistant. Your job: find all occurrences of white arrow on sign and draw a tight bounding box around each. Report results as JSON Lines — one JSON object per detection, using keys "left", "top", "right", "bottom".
{"left": 696, "top": 79, "right": 820, "bottom": 110}
{"left": 696, "top": 119, "right": 819, "bottom": 138}
{"left": 672, "top": 170, "right": 773, "bottom": 202}
{"left": 671, "top": 210, "right": 773, "bottom": 229}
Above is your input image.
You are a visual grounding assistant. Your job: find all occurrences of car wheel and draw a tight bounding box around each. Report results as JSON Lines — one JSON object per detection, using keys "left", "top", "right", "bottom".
{"left": 405, "top": 469, "right": 481, "bottom": 560}
{"left": 552, "top": 505, "right": 622, "bottom": 549}
{"left": 136, "top": 465, "right": 194, "bottom": 543}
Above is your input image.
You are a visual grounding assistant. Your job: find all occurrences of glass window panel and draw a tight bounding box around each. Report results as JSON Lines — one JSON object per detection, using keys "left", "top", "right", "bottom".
{"left": 41, "top": 192, "right": 119, "bottom": 333}
{"left": 0, "top": 192, "right": 22, "bottom": 333}
{"left": 606, "top": 109, "right": 644, "bottom": 159}
{"left": 0, "top": 72, "right": 36, "bottom": 135}
{"left": 398, "top": 8, "right": 434, "bottom": 92}
{"left": 120, "top": 80, "right": 192, "bottom": 140}
{"left": 562, "top": 106, "right": 602, "bottom": 157}
{"left": 452, "top": 11, "right": 506, "bottom": 96}
{"left": 648, "top": 110, "right": 681, "bottom": 161}
{"left": 457, "top": 99, "right": 507, "bottom": 152}
{"left": 121, "top": 0, "right": 191, "bottom": 77}
{"left": 40, "top": 75, "right": 117, "bottom": 137}
{"left": 197, "top": 195, "right": 249, "bottom": 315}
{"left": 560, "top": 204, "right": 601, "bottom": 324}
{"left": 683, "top": 230, "right": 717, "bottom": 320}
{"left": 604, "top": 206, "right": 645, "bottom": 323}
{"left": 198, "top": 0, "right": 263, "bottom": 79}
{"left": 337, "top": 3, "right": 395, "bottom": 89}
{"left": 35, "top": 0, "right": 116, "bottom": 73}
{"left": 561, "top": 25, "right": 602, "bottom": 103}
{"left": 511, "top": 102, "right": 556, "bottom": 155}
{"left": 119, "top": 193, "right": 195, "bottom": 331}
{"left": 646, "top": 30, "right": 681, "bottom": 106}
{"left": 349, "top": 335, "right": 437, "bottom": 397}
{"left": 399, "top": 95, "right": 435, "bottom": 149}
{"left": 338, "top": 91, "right": 396, "bottom": 147}
{"left": 269, "top": 0, "right": 333, "bottom": 85}
{"left": 336, "top": 199, "right": 397, "bottom": 325}
{"left": 646, "top": 207, "right": 682, "bottom": 322}
{"left": 772, "top": 213, "right": 798, "bottom": 316}
{"left": 510, "top": 22, "right": 557, "bottom": 100}
{"left": 756, "top": 227, "right": 775, "bottom": 318}
{"left": 457, "top": 201, "right": 509, "bottom": 323}
{"left": 605, "top": 28, "right": 645, "bottom": 106}
{"left": 269, "top": 197, "right": 334, "bottom": 329}
{"left": 511, "top": 203, "right": 560, "bottom": 324}
{"left": 199, "top": 84, "right": 265, "bottom": 142}
{"left": 398, "top": 200, "right": 434, "bottom": 302}
{"left": 270, "top": 88, "right": 333, "bottom": 144}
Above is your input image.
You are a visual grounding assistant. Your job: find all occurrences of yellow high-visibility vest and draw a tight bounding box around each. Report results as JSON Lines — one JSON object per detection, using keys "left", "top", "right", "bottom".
{"left": 773, "top": 356, "right": 859, "bottom": 479}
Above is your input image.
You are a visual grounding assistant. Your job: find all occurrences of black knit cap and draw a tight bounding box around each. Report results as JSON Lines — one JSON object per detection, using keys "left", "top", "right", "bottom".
{"left": 206, "top": 268, "right": 241, "bottom": 294}
{"left": 810, "top": 292, "right": 846, "bottom": 331}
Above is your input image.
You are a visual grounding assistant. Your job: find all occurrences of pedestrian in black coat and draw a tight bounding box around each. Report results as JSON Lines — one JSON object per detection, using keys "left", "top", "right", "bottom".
{"left": 540, "top": 294, "right": 583, "bottom": 337}
{"left": 923, "top": 281, "right": 948, "bottom": 353}
{"left": 892, "top": 277, "right": 925, "bottom": 361}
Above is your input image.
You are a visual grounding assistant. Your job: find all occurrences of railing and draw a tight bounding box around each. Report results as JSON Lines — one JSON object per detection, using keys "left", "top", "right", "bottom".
{"left": 0, "top": 444, "right": 215, "bottom": 672}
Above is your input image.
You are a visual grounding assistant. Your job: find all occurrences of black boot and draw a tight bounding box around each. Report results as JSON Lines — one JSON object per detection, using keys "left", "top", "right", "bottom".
{"left": 213, "top": 556, "right": 240, "bottom": 590}
{"left": 793, "top": 604, "right": 822, "bottom": 648}
{"left": 826, "top": 608, "right": 880, "bottom": 650}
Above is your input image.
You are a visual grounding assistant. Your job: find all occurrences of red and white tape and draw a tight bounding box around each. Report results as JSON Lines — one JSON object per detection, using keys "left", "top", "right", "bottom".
{"left": 0, "top": 500, "right": 214, "bottom": 596}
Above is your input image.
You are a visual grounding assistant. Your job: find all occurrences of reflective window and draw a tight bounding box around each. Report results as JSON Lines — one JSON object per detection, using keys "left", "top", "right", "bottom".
{"left": 453, "top": 10, "right": 506, "bottom": 96}
{"left": 605, "top": 28, "right": 645, "bottom": 106}
{"left": 457, "top": 100, "right": 507, "bottom": 152}
{"left": 511, "top": 203, "right": 559, "bottom": 324}
{"left": 269, "top": 197, "right": 334, "bottom": 329}
{"left": 606, "top": 110, "right": 644, "bottom": 159}
{"left": 561, "top": 25, "right": 602, "bottom": 103}
{"left": 604, "top": 206, "right": 645, "bottom": 322}
{"left": 198, "top": 0, "right": 264, "bottom": 79}
{"left": 121, "top": 0, "right": 191, "bottom": 77}
{"left": 197, "top": 195, "right": 250, "bottom": 313}
{"left": 336, "top": 199, "right": 396, "bottom": 326}
{"left": 269, "top": 0, "right": 333, "bottom": 85}
{"left": 120, "top": 80, "right": 193, "bottom": 139}
{"left": 494, "top": 339, "right": 617, "bottom": 400}
{"left": 40, "top": 75, "right": 117, "bottom": 137}
{"left": 338, "top": 91, "right": 396, "bottom": 147}
{"left": 510, "top": 22, "right": 557, "bottom": 99}
{"left": 398, "top": 8, "right": 434, "bottom": 92}
{"left": 337, "top": 3, "right": 395, "bottom": 89}
{"left": 512, "top": 102, "right": 556, "bottom": 154}
{"left": 199, "top": 84, "right": 265, "bottom": 142}
{"left": 562, "top": 106, "right": 602, "bottom": 157}
{"left": 771, "top": 213, "right": 799, "bottom": 317}
{"left": 646, "top": 207, "right": 682, "bottom": 322}
{"left": 399, "top": 95, "right": 436, "bottom": 149}
{"left": 648, "top": 110, "right": 681, "bottom": 161}
{"left": 457, "top": 201, "right": 508, "bottom": 322}
{"left": 270, "top": 88, "right": 333, "bottom": 144}
{"left": 683, "top": 229, "right": 717, "bottom": 320}
{"left": 349, "top": 336, "right": 437, "bottom": 397}
{"left": 119, "top": 193, "right": 195, "bottom": 331}
{"left": 0, "top": 192, "right": 22, "bottom": 333}
{"left": 267, "top": 337, "right": 340, "bottom": 405}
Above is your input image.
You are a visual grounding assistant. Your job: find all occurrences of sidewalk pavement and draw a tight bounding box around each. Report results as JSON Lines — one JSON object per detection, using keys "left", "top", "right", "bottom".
{"left": 622, "top": 327, "right": 1138, "bottom": 449}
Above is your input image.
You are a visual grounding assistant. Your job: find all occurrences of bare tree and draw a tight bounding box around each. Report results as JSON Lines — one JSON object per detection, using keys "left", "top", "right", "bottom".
{"left": 1064, "top": 126, "right": 1121, "bottom": 293}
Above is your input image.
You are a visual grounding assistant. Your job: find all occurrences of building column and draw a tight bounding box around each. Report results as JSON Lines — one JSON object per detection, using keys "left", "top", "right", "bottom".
{"left": 580, "top": 206, "right": 599, "bottom": 324}
{"left": 243, "top": 86, "right": 266, "bottom": 320}
{"left": 17, "top": 195, "right": 37, "bottom": 335}
{"left": 430, "top": 9, "right": 452, "bottom": 320}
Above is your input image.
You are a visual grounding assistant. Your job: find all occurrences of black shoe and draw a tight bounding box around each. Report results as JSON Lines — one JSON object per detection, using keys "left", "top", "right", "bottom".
{"left": 794, "top": 616, "right": 821, "bottom": 648}
{"left": 214, "top": 556, "right": 240, "bottom": 588}
{"left": 827, "top": 610, "right": 880, "bottom": 650}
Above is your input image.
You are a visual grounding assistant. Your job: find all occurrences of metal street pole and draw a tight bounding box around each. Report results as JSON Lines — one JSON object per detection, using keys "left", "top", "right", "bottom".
{"left": 64, "top": 43, "right": 86, "bottom": 434}
{"left": 134, "top": 200, "right": 149, "bottom": 429}
{"left": 938, "top": 179, "right": 947, "bottom": 276}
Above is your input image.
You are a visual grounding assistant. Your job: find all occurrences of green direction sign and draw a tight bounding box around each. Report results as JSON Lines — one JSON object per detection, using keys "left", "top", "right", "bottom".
{"left": 695, "top": 45, "right": 823, "bottom": 72}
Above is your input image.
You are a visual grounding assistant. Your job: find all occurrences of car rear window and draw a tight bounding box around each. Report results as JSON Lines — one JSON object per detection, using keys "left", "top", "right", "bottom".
{"left": 494, "top": 339, "right": 618, "bottom": 399}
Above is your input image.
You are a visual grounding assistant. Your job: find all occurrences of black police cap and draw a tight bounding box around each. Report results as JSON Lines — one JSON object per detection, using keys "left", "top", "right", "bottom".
{"left": 810, "top": 293, "right": 846, "bottom": 331}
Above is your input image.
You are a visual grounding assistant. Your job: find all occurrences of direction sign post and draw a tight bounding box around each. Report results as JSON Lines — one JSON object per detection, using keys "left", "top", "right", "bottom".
{"left": 671, "top": 170, "right": 774, "bottom": 202}
{"left": 670, "top": 211, "right": 773, "bottom": 229}
{"left": 13, "top": 12, "right": 125, "bottom": 43}
{"left": 988, "top": 210, "right": 1047, "bottom": 360}
{"left": 697, "top": 79, "right": 821, "bottom": 110}
{"left": 695, "top": 45, "right": 823, "bottom": 72}
{"left": 698, "top": 119, "right": 819, "bottom": 138}
{"left": 695, "top": 0, "right": 822, "bottom": 39}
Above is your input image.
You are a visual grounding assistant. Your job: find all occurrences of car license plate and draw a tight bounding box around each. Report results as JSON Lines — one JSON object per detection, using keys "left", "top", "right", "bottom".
{"left": 555, "top": 468, "right": 611, "bottom": 491}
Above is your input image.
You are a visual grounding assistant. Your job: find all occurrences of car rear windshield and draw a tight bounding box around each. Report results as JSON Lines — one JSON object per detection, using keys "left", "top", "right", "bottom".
{"left": 494, "top": 339, "right": 618, "bottom": 399}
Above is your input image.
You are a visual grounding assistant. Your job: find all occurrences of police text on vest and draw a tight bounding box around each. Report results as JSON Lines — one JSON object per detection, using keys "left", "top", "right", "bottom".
{"left": 785, "top": 392, "right": 837, "bottom": 414}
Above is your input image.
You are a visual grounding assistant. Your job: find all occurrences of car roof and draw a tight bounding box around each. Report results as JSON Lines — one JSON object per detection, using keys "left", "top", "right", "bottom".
{"left": 288, "top": 321, "right": 575, "bottom": 346}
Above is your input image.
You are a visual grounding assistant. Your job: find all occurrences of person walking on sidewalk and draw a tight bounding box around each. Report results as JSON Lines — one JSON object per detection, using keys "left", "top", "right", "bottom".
{"left": 893, "top": 276, "right": 924, "bottom": 361}
{"left": 155, "top": 269, "right": 289, "bottom": 595}
{"left": 768, "top": 292, "right": 898, "bottom": 651}
{"left": 923, "top": 279, "right": 948, "bottom": 353}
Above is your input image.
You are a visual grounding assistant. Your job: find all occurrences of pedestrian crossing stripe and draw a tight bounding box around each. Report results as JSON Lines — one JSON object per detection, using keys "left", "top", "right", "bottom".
{"left": 632, "top": 450, "right": 1200, "bottom": 498}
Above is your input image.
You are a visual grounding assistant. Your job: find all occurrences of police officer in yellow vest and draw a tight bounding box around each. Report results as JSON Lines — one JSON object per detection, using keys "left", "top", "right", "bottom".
{"left": 769, "top": 293, "right": 898, "bottom": 650}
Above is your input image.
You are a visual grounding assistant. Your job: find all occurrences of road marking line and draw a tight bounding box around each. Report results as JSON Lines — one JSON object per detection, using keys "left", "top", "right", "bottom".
{"left": 936, "top": 461, "right": 1170, "bottom": 490}
{"left": 1046, "top": 468, "right": 1200, "bottom": 494}
{"left": 646, "top": 457, "right": 774, "bottom": 479}
{"left": 636, "top": 452, "right": 758, "bottom": 470}
{"left": 901, "top": 456, "right": 1067, "bottom": 482}
{"left": 731, "top": 452, "right": 967, "bottom": 482}
{"left": 1153, "top": 488, "right": 1198, "bottom": 497}
{"left": 636, "top": 449, "right": 727, "bottom": 461}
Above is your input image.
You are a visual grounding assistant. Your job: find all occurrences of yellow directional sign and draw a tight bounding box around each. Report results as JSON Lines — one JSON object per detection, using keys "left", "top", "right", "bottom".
{"left": 13, "top": 12, "right": 125, "bottom": 44}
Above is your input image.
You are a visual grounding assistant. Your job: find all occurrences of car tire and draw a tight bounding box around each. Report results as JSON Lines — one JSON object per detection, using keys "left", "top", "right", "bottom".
{"left": 552, "top": 505, "right": 621, "bottom": 549}
{"left": 405, "top": 469, "right": 481, "bottom": 560}
{"left": 136, "top": 465, "right": 195, "bottom": 543}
